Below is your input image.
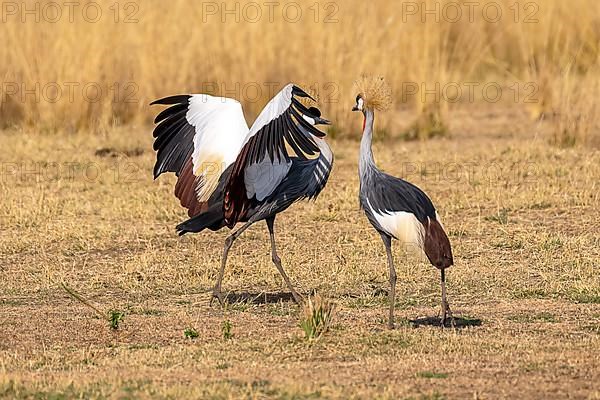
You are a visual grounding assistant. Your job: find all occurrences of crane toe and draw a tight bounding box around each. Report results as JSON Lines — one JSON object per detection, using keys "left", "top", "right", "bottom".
{"left": 441, "top": 300, "right": 455, "bottom": 328}
{"left": 210, "top": 288, "right": 226, "bottom": 307}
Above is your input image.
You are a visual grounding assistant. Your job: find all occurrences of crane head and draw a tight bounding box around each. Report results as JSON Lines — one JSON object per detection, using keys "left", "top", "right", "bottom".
{"left": 352, "top": 75, "right": 392, "bottom": 112}
{"left": 352, "top": 95, "right": 364, "bottom": 112}
{"left": 305, "top": 106, "right": 331, "bottom": 125}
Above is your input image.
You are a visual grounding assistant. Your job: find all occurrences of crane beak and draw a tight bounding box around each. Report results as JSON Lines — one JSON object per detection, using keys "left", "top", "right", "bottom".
{"left": 352, "top": 106, "right": 359, "bottom": 112}
{"left": 315, "top": 117, "right": 331, "bottom": 125}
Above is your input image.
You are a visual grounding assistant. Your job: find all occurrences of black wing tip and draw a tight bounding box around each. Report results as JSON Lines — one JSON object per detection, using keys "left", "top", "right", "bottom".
{"left": 292, "top": 85, "right": 316, "bottom": 102}
{"left": 150, "top": 94, "right": 191, "bottom": 106}
{"left": 175, "top": 221, "right": 186, "bottom": 235}
{"left": 152, "top": 165, "right": 162, "bottom": 180}
{"left": 153, "top": 102, "right": 188, "bottom": 124}
{"left": 176, "top": 228, "right": 187, "bottom": 237}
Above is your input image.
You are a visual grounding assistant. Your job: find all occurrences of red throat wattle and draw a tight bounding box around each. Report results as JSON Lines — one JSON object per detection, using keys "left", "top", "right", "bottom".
{"left": 362, "top": 116, "right": 366, "bottom": 132}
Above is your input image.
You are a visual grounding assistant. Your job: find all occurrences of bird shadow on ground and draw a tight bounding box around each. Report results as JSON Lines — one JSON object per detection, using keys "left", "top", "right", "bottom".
{"left": 409, "top": 316, "right": 483, "bottom": 329}
{"left": 224, "top": 291, "right": 297, "bottom": 305}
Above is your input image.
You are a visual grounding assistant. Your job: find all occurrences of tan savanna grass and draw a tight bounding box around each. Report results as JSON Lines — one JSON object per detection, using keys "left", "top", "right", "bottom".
{"left": 1, "top": 0, "right": 600, "bottom": 398}
{"left": 0, "top": 0, "right": 599, "bottom": 145}
{"left": 1, "top": 109, "right": 599, "bottom": 397}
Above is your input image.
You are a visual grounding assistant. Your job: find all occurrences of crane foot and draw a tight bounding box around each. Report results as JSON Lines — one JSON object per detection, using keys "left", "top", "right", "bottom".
{"left": 210, "top": 287, "right": 225, "bottom": 307}
{"left": 290, "top": 289, "right": 304, "bottom": 305}
{"left": 441, "top": 300, "right": 456, "bottom": 328}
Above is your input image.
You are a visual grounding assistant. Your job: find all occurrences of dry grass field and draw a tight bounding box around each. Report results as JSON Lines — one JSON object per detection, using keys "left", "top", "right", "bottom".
{"left": 1, "top": 0, "right": 600, "bottom": 398}
{"left": 1, "top": 104, "right": 599, "bottom": 398}
{"left": 1, "top": 0, "right": 600, "bottom": 144}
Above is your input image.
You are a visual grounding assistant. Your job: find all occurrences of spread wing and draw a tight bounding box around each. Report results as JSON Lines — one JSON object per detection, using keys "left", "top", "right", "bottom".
{"left": 223, "top": 84, "right": 329, "bottom": 226}
{"left": 151, "top": 94, "right": 249, "bottom": 216}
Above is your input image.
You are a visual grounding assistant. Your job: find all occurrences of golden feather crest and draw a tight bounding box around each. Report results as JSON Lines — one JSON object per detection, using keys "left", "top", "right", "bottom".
{"left": 354, "top": 75, "right": 392, "bottom": 111}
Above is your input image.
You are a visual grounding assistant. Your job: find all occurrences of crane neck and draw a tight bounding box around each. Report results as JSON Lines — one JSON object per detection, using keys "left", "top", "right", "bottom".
{"left": 359, "top": 109, "right": 377, "bottom": 180}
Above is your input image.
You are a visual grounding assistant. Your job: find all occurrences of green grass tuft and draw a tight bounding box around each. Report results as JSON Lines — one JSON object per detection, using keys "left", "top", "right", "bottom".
{"left": 109, "top": 310, "right": 125, "bottom": 330}
{"left": 507, "top": 312, "right": 558, "bottom": 323}
{"left": 299, "top": 294, "right": 335, "bottom": 341}
{"left": 417, "top": 371, "right": 449, "bottom": 379}
{"left": 512, "top": 289, "right": 549, "bottom": 299}
{"left": 184, "top": 327, "right": 199, "bottom": 339}
{"left": 222, "top": 320, "right": 233, "bottom": 340}
{"left": 568, "top": 291, "right": 600, "bottom": 304}
{"left": 485, "top": 208, "right": 510, "bottom": 224}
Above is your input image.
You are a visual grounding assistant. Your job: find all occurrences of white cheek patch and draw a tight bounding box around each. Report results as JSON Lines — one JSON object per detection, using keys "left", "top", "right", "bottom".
{"left": 358, "top": 98, "right": 364, "bottom": 110}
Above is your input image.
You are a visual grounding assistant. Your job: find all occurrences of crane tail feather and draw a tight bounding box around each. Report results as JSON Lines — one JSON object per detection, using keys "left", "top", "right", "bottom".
{"left": 176, "top": 205, "right": 224, "bottom": 236}
{"left": 423, "top": 217, "right": 453, "bottom": 269}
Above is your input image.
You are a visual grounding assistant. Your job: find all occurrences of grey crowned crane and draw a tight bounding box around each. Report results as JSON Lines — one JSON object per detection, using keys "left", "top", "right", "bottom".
{"left": 352, "top": 77, "right": 454, "bottom": 328}
{"left": 151, "top": 84, "right": 333, "bottom": 304}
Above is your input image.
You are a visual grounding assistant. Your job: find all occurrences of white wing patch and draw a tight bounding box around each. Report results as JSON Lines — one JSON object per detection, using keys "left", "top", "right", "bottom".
{"left": 244, "top": 84, "right": 294, "bottom": 144}
{"left": 366, "top": 199, "right": 425, "bottom": 252}
{"left": 186, "top": 95, "right": 249, "bottom": 201}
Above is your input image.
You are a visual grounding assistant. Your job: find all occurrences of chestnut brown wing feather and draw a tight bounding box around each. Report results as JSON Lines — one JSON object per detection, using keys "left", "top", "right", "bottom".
{"left": 174, "top": 158, "right": 208, "bottom": 217}
{"left": 223, "top": 144, "right": 251, "bottom": 227}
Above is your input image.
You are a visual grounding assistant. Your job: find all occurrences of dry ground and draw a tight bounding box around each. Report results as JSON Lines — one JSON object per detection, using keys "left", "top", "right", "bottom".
{"left": 1, "top": 106, "right": 599, "bottom": 399}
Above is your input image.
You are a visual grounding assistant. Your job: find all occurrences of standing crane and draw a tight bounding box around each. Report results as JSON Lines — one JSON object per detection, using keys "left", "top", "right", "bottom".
{"left": 151, "top": 84, "right": 333, "bottom": 304}
{"left": 352, "top": 77, "right": 454, "bottom": 328}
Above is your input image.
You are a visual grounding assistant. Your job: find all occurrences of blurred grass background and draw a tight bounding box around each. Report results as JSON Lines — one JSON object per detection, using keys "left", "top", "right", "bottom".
{"left": 0, "top": 0, "right": 599, "bottom": 145}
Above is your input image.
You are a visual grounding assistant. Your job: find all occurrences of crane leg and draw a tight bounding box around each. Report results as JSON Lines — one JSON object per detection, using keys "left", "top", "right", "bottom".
{"left": 266, "top": 216, "right": 303, "bottom": 304}
{"left": 440, "top": 268, "right": 455, "bottom": 328}
{"left": 381, "top": 234, "right": 396, "bottom": 329}
{"left": 211, "top": 220, "right": 254, "bottom": 306}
